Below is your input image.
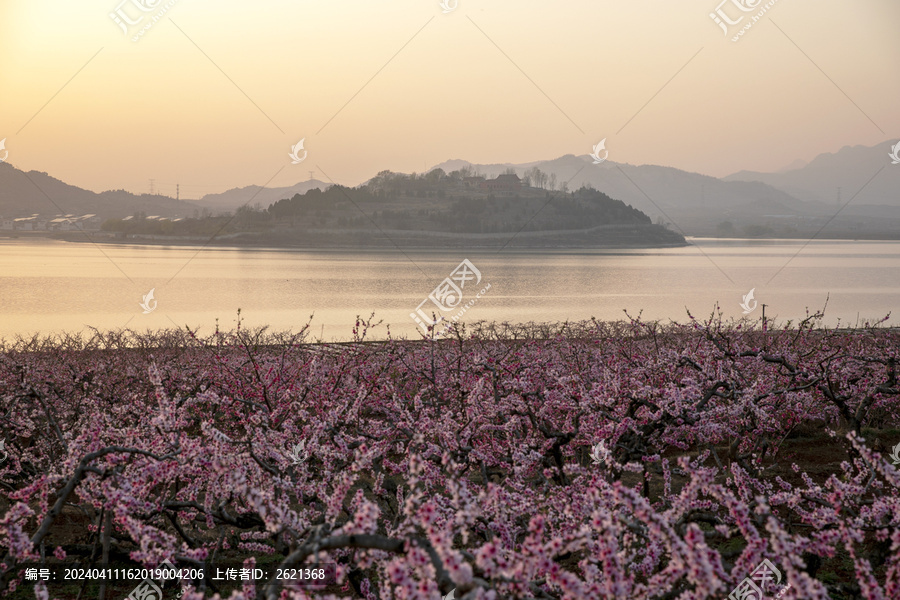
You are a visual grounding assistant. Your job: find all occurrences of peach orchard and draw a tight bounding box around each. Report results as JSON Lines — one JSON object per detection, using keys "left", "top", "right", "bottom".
{"left": 0, "top": 313, "right": 899, "bottom": 599}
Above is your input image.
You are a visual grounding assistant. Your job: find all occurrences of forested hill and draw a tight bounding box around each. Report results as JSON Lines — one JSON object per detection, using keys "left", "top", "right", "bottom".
{"left": 101, "top": 169, "right": 686, "bottom": 248}
{"left": 266, "top": 169, "right": 657, "bottom": 234}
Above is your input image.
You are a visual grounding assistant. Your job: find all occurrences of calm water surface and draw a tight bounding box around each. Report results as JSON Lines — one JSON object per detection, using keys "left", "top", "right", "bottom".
{"left": 0, "top": 238, "right": 897, "bottom": 341}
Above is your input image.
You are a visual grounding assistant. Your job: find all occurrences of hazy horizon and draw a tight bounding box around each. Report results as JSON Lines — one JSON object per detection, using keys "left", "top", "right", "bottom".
{"left": 2, "top": 1, "right": 898, "bottom": 199}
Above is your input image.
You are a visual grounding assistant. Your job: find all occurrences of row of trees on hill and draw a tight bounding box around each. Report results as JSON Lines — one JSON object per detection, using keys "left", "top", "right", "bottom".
{"left": 367, "top": 166, "right": 564, "bottom": 194}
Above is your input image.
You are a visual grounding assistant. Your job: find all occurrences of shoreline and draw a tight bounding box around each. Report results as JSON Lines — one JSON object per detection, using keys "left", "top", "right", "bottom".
{"left": 4, "top": 320, "right": 898, "bottom": 353}
{"left": 5, "top": 230, "right": 900, "bottom": 251}
{"left": 0, "top": 229, "right": 691, "bottom": 252}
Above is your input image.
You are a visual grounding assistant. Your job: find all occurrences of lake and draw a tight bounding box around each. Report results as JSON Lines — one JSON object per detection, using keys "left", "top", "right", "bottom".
{"left": 0, "top": 238, "right": 897, "bottom": 342}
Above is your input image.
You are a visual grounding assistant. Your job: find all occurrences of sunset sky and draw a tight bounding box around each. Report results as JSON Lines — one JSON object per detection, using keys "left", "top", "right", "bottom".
{"left": 1, "top": 0, "right": 898, "bottom": 200}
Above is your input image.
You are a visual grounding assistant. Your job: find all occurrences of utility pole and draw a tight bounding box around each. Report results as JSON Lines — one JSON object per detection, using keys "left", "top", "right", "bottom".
{"left": 762, "top": 304, "right": 767, "bottom": 332}
{"left": 308, "top": 170, "right": 315, "bottom": 182}
{"left": 149, "top": 179, "right": 155, "bottom": 195}
{"left": 176, "top": 183, "right": 180, "bottom": 201}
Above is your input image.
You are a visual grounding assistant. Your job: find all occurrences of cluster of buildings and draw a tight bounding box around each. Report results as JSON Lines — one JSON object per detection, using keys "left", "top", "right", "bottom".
{"left": 0, "top": 214, "right": 103, "bottom": 231}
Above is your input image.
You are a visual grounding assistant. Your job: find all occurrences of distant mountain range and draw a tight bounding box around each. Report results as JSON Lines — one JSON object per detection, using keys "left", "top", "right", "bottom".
{"left": 724, "top": 140, "right": 899, "bottom": 206}
{"left": 0, "top": 163, "right": 196, "bottom": 219}
{"left": 431, "top": 154, "right": 810, "bottom": 217}
{"left": 430, "top": 140, "right": 900, "bottom": 236}
{"left": 2, "top": 140, "right": 898, "bottom": 238}
{"left": 191, "top": 179, "right": 330, "bottom": 212}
